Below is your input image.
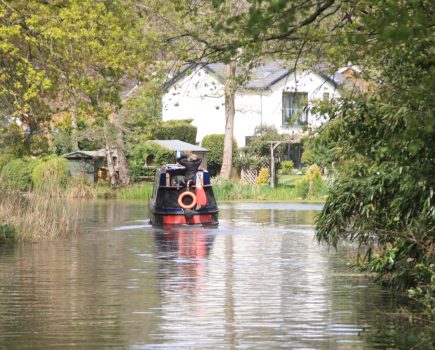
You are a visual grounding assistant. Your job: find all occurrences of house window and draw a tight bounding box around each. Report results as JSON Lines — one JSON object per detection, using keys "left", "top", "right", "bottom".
{"left": 282, "top": 92, "right": 309, "bottom": 126}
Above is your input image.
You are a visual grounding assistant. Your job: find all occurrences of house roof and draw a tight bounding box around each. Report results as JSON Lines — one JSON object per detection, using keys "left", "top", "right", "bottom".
{"left": 165, "top": 60, "right": 340, "bottom": 91}
{"left": 149, "top": 140, "right": 208, "bottom": 152}
{"left": 206, "top": 61, "right": 291, "bottom": 89}
{"left": 63, "top": 150, "right": 106, "bottom": 159}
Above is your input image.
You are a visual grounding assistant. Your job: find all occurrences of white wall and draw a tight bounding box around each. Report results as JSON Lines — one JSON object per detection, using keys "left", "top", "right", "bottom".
{"left": 162, "top": 69, "right": 340, "bottom": 147}
{"left": 162, "top": 68, "right": 226, "bottom": 144}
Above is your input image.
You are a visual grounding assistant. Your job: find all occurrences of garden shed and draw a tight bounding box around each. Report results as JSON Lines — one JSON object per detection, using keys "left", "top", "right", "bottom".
{"left": 149, "top": 140, "right": 209, "bottom": 169}
{"left": 63, "top": 150, "right": 108, "bottom": 183}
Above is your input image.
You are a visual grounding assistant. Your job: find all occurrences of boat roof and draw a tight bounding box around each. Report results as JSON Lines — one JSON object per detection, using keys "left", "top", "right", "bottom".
{"left": 63, "top": 150, "right": 106, "bottom": 159}
{"left": 160, "top": 164, "right": 207, "bottom": 172}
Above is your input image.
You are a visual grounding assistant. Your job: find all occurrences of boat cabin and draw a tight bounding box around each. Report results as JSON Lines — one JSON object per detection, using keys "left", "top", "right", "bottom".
{"left": 149, "top": 164, "right": 218, "bottom": 226}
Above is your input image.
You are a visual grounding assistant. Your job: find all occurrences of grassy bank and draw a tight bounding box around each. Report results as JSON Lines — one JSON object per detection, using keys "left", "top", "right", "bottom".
{"left": 93, "top": 173, "right": 328, "bottom": 202}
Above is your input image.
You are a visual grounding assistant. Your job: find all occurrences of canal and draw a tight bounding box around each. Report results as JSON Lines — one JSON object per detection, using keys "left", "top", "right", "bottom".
{"left": 0, "top": 201, "right": 432, "bottom": 349}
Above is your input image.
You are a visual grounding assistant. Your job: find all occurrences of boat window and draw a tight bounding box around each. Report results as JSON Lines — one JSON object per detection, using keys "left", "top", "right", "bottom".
{"left": 170, "top": 175, "right": 185, "bottom": 186}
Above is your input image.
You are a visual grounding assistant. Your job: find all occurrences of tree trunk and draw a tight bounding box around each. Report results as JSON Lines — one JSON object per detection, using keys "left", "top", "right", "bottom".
{"left": 220, "top": 60, "right": 237, "bottom": 180}
{"left": 104, "top": 121, "right": 118, "bottom": 186}
{"left": 112, "top": 112, "right": 130, "bottom": 186}
{"left": 70, "top": 99, "right": 79, "bottom": 151}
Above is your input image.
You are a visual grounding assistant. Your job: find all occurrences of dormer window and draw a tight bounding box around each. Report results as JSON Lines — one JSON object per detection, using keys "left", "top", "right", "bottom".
{"left": 282, "top": 92, "right": 309, "bottom": 127}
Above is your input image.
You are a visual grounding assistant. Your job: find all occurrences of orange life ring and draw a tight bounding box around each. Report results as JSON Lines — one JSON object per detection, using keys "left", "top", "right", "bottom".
{"left": 178, "top": 191, "right": 197, "bottom": 209}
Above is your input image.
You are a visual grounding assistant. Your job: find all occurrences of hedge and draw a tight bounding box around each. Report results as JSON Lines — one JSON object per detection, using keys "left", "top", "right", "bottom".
{"left": 201, "top": 134, "right": 237, "bottom": 177}
{"left": 153, "top": 119, "right": 197, "bottom": 144}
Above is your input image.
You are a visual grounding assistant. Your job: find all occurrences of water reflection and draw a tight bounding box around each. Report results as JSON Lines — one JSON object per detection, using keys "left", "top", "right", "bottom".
{"left": 155, "top": 228, "right": 216, "bottom": 293}
{"left": 145, "top": 218, "right": 363, "bottom": 349}
{"left": 0, "top": 201, "right": 432, "bottom": 350}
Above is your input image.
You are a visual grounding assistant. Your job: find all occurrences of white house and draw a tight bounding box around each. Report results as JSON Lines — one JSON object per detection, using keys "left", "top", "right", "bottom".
{"left": 162, "top": 60, "right": 342, "bottom": 149}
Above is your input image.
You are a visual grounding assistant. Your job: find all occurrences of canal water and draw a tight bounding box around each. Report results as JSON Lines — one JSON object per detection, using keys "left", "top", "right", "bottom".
{"left": 0, "top": 201, "right": 432, "bottom": 349}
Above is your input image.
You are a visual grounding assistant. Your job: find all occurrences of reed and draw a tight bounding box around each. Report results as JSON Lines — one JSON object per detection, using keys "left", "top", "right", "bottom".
{"left": 65, "top": 178, "right": 97, "bottom": 199}
{"left": 0, "top": 185, "right": 81, "bottom": 242}
{"left": 116, "top": 183, "right": 153, "bottom": 199}
{"left": 95, "top": 182, "right": 153, "bottom": 199}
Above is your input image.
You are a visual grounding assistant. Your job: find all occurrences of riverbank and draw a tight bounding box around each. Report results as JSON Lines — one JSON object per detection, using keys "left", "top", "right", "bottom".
{"left": 95, "top": 182, "right": 327, "bottom": 202}
{"left": 95, "top": 174, "right": 329, "bottom": 202}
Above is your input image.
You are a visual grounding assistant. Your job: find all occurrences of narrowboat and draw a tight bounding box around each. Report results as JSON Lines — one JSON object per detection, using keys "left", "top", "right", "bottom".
{"left": 148, "top": 164, "right": 219, "bottom": 226}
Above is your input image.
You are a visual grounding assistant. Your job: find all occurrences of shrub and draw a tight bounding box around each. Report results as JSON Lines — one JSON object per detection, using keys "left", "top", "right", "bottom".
{"left": 295, "top": 164, "right": 327, "bottom": 199}
{"left": 0, "top": 158, "right": 41, "bottom": 191}
{"left": 279, "top": 160, "right": 294, "bottom": 174}
{"left": 32, "top": 157, "right": 69, "bottom": 194}
{"left": 0, "top": 224, "right": 17, "bottom": 244}
{"left": 256, "top": 167, "right": 270, "bottom": 184}
{"left": 301, "top": 135, "right": 335, "bottom": 168}
{"left": 242, "top": 125, "right": 285, "bottom": 159}
{"left": 306, "top": 164, "right": 322, "bottom": 180}
{"left": 201, "top": 134, "right": 238, "bottom": 176}
{"left": 128, "top": 142, "right": 173, "bottom": 182}
{"left": 0, "top": 154, "right": 14, "bottom": 173}
{"left": 153, "top": 119, "right": 197, "bottom": 144}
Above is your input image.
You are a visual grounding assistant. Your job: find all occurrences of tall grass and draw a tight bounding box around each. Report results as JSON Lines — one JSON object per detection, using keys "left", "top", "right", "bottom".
{"left": 92, "top": 177, "right": 327, "bottom": 202}
{"left": 0, "top": 185, "right": 81, "bottom": 242}
{"left": 95, "top": 182, "right": 153, "bottom": 199}
{"left": 116, "top": 183, "right": 153, "bottom": 199}
{"left": 65, "top": 177, "right": 97, "bottom": 199}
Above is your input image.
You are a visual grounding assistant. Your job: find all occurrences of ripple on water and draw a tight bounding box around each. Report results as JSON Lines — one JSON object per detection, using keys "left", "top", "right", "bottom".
{"left": 0, "top": 201, "right": 429, "bottom": 350}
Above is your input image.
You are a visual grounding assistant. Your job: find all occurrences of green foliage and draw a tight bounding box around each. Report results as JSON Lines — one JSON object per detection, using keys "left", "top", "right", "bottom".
{"left": 279, "top": 160, "right": 294, "bottom": 174}
{"left": 0, "top": 154, "right": 13, "bottom": 173}
{"left": 211, "top": 177, "right": 324, "bottom": 202}
{"left": 51, "top": 115, "right": 103, "bottom": 155}
{"left": 234, "top": 155, "right": 263, "bottom": 171}
{"left": 201, "top": 134, "right": 237, "bottom": 176}
{"left": 153, "top": 120, "right": 197, "bottom": 144}
{"left": 0, "top": 158, "right": 41, "bottom": 191}
{"left": 0, "top": 0, "right": 151, "bottom": 162}
{"left": 157, "top": 0, "right": 434, "bottom": 316}
{"left": 116, "top": 183, "right": 153, "bottom": 200}
{"left": 301, "top": 136, "right": 335, "bottom": 168}
{"left": 95, "top": 182, "right": 153, "bottom": 199}
{"left": 128, "top": 142, "right": 173, "bottom": 182}
{"left": 51, "top": 129, "right": 77, "bottom": 155}
{"left": 123, "top": 86, "right": 163, "bottom": 144}
{"left": 256, "top": 167, "right": 270, "bottom": 185}
{"left": 32, "top": 157, "right": 69, "bottom": 193}
{"left": 295, "top": 164, "right": 327, "bottom": 199}
{"left": 0, "top": 224, "right": 17, "bottom": 244}
{"left": 246, "top": 125, "right": 285, "bottom": 159}
{"left": 238, "top": 125, "right": 284, "bottom": 171}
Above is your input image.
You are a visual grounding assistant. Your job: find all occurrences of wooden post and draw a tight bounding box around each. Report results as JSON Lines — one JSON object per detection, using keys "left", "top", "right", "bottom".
{"left": 270, "top": 143, "right": 275, "bottom": 188}
{"left": 268, "top": 137, "right": 302, "bottom": 189}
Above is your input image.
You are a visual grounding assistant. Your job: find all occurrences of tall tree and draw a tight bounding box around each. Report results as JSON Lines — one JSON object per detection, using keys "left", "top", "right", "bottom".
{"left": 146, "top": 0, "right": 254, "bottom": 179}
{"left": 215, "top": 0, "right": 434, "bottom": 311}
{"left": 220, "top": 60, "right": 237, "bottom": 179}
{"left": 0, "top": 0, "right": 153, "bottom": 185}
{"left": 39, "top": 0, "right": 147, "bottom": 185}
{"left": 0, "top": 1, "right": 53, "bottom": 156}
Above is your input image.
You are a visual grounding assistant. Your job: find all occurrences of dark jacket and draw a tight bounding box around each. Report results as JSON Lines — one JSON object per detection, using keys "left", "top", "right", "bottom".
{"left": 177, "top": 155, "right": 202, "bottom": 182}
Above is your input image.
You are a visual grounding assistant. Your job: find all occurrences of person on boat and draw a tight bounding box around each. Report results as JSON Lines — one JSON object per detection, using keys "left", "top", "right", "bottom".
{"left": 176, "top": 151, "right": 202, "bottom": 187}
